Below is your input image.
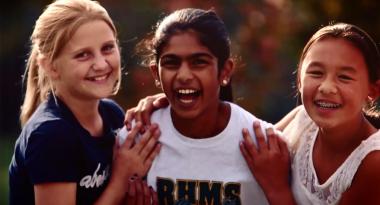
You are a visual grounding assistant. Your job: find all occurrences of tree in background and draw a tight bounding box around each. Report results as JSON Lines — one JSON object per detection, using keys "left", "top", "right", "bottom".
{"left": 1, "top": 0, "right": 380, "bottom": 136}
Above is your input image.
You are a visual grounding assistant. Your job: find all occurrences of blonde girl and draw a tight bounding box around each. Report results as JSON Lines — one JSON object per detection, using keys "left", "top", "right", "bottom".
{"left": 9, "top": 0, "right": 160, "bottom": 204}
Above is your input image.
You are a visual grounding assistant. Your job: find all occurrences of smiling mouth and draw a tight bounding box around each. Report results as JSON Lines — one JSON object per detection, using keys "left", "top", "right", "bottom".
{"left": 314, "top": 100, "right": 342, "bottom": 109}
{"left": 85, "top": 73, "right": 110, "bottom": 82}
{"left": 176, "top": 89, "right": 201, "bottom": 104}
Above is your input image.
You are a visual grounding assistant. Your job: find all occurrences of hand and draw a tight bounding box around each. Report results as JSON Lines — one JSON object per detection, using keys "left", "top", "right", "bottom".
{"left": 124, "top": 93, "right": 168, "bottom": 131}
{"left": 110, "top": 122, "right": 161, "bottom": 191}
{"left": 124, "top": 178, "right": 158, "bottom": 205}
{"left": 240, "top": 122, "right": 294, "bottom": 205}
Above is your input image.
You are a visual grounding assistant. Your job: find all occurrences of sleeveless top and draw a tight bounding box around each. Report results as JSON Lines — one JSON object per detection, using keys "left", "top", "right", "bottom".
{"left": 283, "top": 106, "right": 380, "bottom": 205}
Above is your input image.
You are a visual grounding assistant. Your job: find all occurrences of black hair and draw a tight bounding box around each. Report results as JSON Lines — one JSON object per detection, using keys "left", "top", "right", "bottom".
{"left": 137, "top": 8, "right": 233, "bottom": 101}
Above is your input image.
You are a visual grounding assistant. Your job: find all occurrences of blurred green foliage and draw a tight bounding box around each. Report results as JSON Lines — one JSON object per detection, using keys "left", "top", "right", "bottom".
{"left": 0, "top": 137, "right": 14, "bottom": 205}
{"left": 1, "top": 0, "right": 380, "bottom": 202}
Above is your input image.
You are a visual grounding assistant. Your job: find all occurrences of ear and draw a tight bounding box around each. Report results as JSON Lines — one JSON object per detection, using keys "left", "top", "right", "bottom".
{"left": 368, "top": 80, "right": 380, "bottom": 101}
{"left": 150, "top": 64, "right": 161, "bottom": 88}
{"left": 219, "top": 59, "right": 235, "bottom": 86}
{"left": 38, "top": 56, "right": 59, "bottom": 80}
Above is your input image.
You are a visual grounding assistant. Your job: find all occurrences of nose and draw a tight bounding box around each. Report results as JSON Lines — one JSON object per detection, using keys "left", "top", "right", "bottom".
{"left": 318, "top": 77, "right": 338, "bottom": 94}
{"left": 91, "top": 54, "right": 108, "bottom": 71}
{"left": 177, "top": 63, "right": 193, "bottom": 83}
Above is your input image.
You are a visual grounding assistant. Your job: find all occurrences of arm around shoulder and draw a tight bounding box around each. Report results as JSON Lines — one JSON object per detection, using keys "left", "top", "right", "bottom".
{"left": 275, "top": 105, "right": 303, "bottom": 131}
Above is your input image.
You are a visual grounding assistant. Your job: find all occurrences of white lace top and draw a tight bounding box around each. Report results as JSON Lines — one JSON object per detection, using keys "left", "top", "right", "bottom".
{"left": 283, "top": 106, "right": 380, "bottom": 205}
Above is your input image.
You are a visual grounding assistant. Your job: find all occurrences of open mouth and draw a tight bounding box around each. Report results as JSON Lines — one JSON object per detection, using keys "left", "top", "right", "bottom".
{"left": 175, "top": 88, "right": 201, "bottom": 104}
{"left": 85, "top": 73, "right": 111, "bottom": 82}
{"left": 314, "top": 100, "right": 342, "bottom": 109}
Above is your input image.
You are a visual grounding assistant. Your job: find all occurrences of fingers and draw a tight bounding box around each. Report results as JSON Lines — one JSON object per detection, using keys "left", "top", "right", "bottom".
{"left": 139, "top": 126, "right": 161, "bottom": 160}
{"left": 253, "top": 121, "right": 267, "bottom": 151}
{"left": 127, "top": 177, "right": 137, "bottom": 205}
{"left": 125, "top": 107, "right": 136, "bottom": 131}
{"left": 133, "top": 124, "right": 158, "bottom": 154}
{"left": 135, "top": 178, "right": 143, "bottom": 205}
{"left": 123, "top": 122, "right": 143, "bottom": 149}
{"left": 151, "top": 186, "right": 158, "bottom": 205}
{"left": 144, "top": 142, "right": 161, "bottom": 170}
{"left": 240, "top": 139, "right": 253, "bottom": 166}
{"left": 133, "top": 100, "right": 145, "bottom": 128}
{"left": 142, "top": 181, "right": 151, "bottom": 205}
{"left": 241, "top": 128, "right": 258, "bottom": 156}
{"left": 152, "top": 93, "right": 169, "bottom": 108}
{"left": 140, "top": 97, "right": 157, "bottom": 128}
{"left": 266, "top": 128, "right": 280, "bottom": 152}
{"left": 278, "top": 136, "right": 290, "bottom": 160}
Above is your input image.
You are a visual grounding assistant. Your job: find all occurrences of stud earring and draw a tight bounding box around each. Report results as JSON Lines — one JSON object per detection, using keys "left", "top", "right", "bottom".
{"left": 222, "top": 79, "right": 229, "bottom": 86}
{"left": 155, "top": 79, "right": 161, "bottom": 88}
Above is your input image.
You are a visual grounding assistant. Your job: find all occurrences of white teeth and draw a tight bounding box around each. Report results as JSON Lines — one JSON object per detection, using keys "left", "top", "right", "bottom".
{"left": 90, "top": 75, "right": 107, "bottom": 81}
{"left": 178, "top": 89, "right": 196, "bottom": 94}
{"left": 315, "top": 101, "right": 341, "bottom": 109}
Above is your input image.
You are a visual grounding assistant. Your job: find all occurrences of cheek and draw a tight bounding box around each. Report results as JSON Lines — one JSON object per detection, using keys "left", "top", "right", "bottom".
{"left": 158, "top": 71, "right": 173, "bottom": 89}
{"left": 299, "top": 80, "right": 315, "bottom": 102}
{"left": 109, "top": 54, "right": 121, "bottom": 68}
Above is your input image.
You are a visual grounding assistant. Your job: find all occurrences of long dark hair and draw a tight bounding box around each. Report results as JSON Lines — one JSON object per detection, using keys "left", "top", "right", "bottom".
{"left": 137, "top": 8, "right": 233, "bottom": 101}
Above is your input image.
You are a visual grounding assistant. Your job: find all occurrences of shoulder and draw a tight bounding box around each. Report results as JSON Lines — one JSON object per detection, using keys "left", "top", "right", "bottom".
{"left": 100, "top": 98, "right": 125, "bottom": 127}
{"left": 340, "top": 150, "right": 380, "bottom": 204}
{"left": 355, "top": 150, "right": 380, "bottom": 181}
{"left": 26, "top": 120, "right": 78, "bottom": 148}
{"left": 228, "top": 102, "right": 273, "bottom": 128}
{"left": 100, "top": 98, "right": 124, "bottom": 116}
{"left": 275, "top": 105, "right": 304, "bottom": 131}
{"left": 151, "top": 106, "right": 171, "bottom": 123}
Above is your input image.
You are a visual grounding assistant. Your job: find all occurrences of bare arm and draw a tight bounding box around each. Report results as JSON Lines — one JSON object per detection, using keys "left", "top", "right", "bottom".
{"left": 275, "top": 105, "right": 302, "bottom": 131}
{"left": 34, "top": 183, "right": 76, "bottom": 205}
{"left": 339, "top": 151, "right": 380, "bottom": 205}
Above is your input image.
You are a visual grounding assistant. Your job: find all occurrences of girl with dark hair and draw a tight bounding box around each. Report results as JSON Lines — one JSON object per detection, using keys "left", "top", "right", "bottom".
{"left": 241, "top": 23, "right": 380, "bottom": 204}
{"left": 119, "top": 8, "right": 275, "bottom": 205}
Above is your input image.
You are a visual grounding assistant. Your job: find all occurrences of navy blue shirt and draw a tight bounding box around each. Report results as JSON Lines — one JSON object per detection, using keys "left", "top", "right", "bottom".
{"left": 9, "top": 95, "right": 124, "bottom": 205}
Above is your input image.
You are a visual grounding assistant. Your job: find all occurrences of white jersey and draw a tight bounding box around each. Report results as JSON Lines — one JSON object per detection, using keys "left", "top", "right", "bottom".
{"left": 119, "top": 102, "right": 273, "bottom": 205}
{"left": 283, "top": 106, "right": 380, "bottom": 205}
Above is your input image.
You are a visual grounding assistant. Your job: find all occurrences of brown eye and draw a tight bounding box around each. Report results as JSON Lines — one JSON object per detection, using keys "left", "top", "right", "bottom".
{"left": 160, "top": 58, "right": 180, "bottom": 69}
{"left": 307, "top": 70, "right": 323, "bottom": 78}
{"left": 192, "top": 59, "right": 208, "bottom": 68}
{"left": 75, "top": 52, "right": 90, "bottom": 60}
{"left": 339, "top": 74, "right": 354, "bottom": 81}
{"left": 102, "top": 44, "right": 115, "bottom": 53}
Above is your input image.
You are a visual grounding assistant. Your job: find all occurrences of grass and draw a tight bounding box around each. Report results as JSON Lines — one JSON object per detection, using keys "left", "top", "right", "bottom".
{"left": 0, "top": 136, "right": 16, "bottom": 205}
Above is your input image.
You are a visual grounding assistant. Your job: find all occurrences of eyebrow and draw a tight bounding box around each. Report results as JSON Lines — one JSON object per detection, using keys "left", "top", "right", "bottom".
{"left": 307, "top": 61, "right": 358, "bottom": 73}
{"left": 160, "top": 52, "right": 214, "bottom": 60}
{"left": 69, "top": 40, "right": 116, "bottom": 54}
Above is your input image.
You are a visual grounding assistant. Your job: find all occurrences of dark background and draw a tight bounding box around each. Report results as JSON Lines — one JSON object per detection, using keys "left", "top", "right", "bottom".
{"left": 1, "top": 0, "right": 380, "bottom": 203}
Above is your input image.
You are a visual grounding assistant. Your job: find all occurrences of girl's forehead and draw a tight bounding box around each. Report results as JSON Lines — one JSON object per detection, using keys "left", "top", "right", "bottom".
{"left": 160, "top": 32, "right": 214, "bottom": 57}
{"left": 304, "top": 38, "right": 365, "bottom": 64}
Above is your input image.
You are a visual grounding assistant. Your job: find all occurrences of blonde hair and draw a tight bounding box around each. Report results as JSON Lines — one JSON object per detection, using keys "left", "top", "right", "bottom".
{"left": 21, "top": 0, "right": 120, "bottom": 126}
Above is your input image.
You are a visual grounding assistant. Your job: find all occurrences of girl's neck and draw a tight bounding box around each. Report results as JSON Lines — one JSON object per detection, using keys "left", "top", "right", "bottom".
{"left": 317, "top": 115, "right": 376, "bottom": 154}
{"left": 171, "top": 101, "right": 231, "bottom": 139}
{"left": 56, "top": 93, "right": 103, "bottom": 137}
{"left": 313, "top": 114, "right": 377, "bottom": 184}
